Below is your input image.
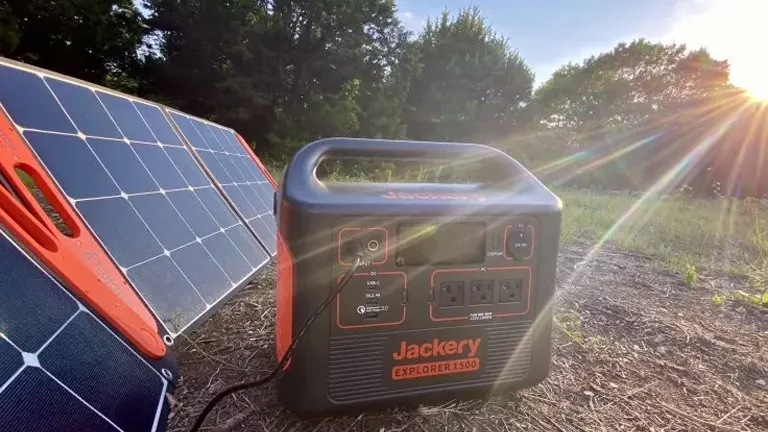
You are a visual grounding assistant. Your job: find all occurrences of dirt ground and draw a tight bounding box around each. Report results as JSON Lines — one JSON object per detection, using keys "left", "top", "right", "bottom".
{"left": 167, "top": 243, "right": 768, "bottom": 432}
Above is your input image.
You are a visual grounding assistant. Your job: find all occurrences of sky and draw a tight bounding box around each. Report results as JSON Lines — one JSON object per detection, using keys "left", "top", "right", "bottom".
{"left": 395, "top": 0, "right": 768, "bottom": 94}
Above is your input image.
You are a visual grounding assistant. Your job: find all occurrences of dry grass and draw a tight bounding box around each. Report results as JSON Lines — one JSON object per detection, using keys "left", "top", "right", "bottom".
{"left": 166, "top": 190, "right": 768, "bottom": 432}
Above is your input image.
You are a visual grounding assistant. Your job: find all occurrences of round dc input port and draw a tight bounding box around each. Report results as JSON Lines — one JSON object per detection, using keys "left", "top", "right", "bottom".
{"left": 367, "top": 238, "right": 380, "bottom": 252}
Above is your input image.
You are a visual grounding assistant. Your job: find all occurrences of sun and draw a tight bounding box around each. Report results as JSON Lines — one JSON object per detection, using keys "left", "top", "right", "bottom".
{"left": 744, "top": 80, "right": 768, "bottom": 102}
{"left": 666, "top": 0, "right": 768, "bottom": 102}
{"left": 734, "top": 57, "right": 768, "bottom": 102}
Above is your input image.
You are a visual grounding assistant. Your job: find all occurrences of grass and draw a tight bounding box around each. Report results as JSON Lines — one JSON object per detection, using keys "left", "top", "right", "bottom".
{"left": 558, "top": 189, "right": 768, "bottom": 306}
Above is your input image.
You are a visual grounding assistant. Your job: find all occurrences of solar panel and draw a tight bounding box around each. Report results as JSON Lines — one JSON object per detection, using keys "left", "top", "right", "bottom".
{"left": 168, "top": 110, "right": 278, "bottom": 256}
{"left": 0, "top": 60, "right": 271, "bottom": 336}
{"left": 0, "top": 226, "right": 173, "bottom": 431}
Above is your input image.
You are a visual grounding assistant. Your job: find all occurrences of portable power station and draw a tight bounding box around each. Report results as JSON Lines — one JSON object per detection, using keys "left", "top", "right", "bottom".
{"left": 274, "top": 138, "right": 561, "bottom": 418}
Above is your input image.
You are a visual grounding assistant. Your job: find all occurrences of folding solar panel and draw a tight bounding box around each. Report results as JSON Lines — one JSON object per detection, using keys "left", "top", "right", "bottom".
{"left": 0, "top": 226, "right": 174, "bottom": 431}
{"left": 168, "top": 110, "right": 278, "bottom": 256}
{"left": 0, "top": 59, "right": 272, "bottom": 336}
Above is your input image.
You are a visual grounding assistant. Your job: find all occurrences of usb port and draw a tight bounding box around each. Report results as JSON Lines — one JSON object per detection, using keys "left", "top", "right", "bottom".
{"left": 364, "top": 311, "right": 379, "bottom": 320}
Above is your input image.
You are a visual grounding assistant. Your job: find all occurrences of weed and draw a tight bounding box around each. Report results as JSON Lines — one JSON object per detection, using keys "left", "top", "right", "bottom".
{"left": 712, "top": 289, "right": 768, "bottom": 308}
{"left": 683, "top": 262, "right": 698, "bottom": 288}
{"left": 554, "top": 309, "right": 590, "bottom": 346}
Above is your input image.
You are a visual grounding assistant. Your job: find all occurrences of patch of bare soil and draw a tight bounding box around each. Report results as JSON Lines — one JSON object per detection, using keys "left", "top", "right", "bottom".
{"left": 167, "top": 245, "right": 768, "bottom": 432}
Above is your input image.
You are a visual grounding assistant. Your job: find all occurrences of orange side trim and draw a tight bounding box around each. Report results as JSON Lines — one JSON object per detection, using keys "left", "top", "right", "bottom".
{"left": 275, "top": 196, "right": 293, "bottom": 364}
{"left": 0, "top": 111, "right": 165, "bottom": 359}
{"left": 275, "top": 234, "right": 294, "bottom": 363}
{"left": 236, "top": 133, "right": 277, "bottom": 188}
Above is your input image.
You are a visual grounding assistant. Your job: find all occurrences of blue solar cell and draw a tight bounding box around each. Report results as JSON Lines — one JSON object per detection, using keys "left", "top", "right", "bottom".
{"left": 133, "top": 102, "right": 183, "bottom": 146}
{"left": 39, "top": 313, "right": 164, "bottom": 432}
{"left": 170, "top": 112, "right": 209, "bottom": 150}
{"left": 203, "top": 231, "right": 252, "bottom": 282}
{"left": 164, "top": 146, "right": 211, "bottom": 187}
{"left": 195, "top": 186, "right": 239, "bottom": 227}
{"left": 223, "top": 184, "right": 258, "bottom": 219}
{"left": 95, "top": 91, "right": 156, "bottom": 142}
{"left": 0, "top": 234, "right": 79, "bottom": 352}
{"left": 0, "top": 368, "right": 120, "bottom": 431}
{"left": 165, "top": 190, "right": 220, "bottom": 238}
{"left": 243, "top": 183, "right": 269, "bottom": 209}
{"left": 264, "top": 213, "right": 278, "bottom": 236}
{"left": 76, "top": 197, "right": 163, "bottom": 268}
{"left": 247, "top": 218, "right": 275, "bottom": 253}
{"left": 0, "top": 64, "right": 76, "bottom": 133}
{"left": 194, "top": 122, "right": 224, "bottom": 152}
{"left": 227, "top": 224, "right": 270, "bottom": 268}
{"left": 218, "top": 153, "right": 246, "bottom": 183}
{"left": 133, "top": 143, "right": 189, "bottom": 190}
{"left": 0, "top": 339, "right": 22, "bottom": 386}
{"left": 235, "top": 157, "right": 258, "bottom": 182}
{"left": 0, "top": 229, "right": 169, "bottom": 432}
{"left": 129, "top": 193, "right": 196, "bottom": 251}
{"left": 23, "top": 131, "right": 120, "bottom": 200}
{"left": 201, "top": 150, "right": 233, "bottom": 184}
{"left": 88, "top": 138, "right": 159, "bottom": 194}
{"left": 45, "top": 78, "right": 123, "bottom": 139}
{"left": 126, "top": 255, "right": 207, "bottom": 330}
{"left": 172, "top": 242, "right": 232, "bottom": 303}
{"left": 224, "top": 131, "right": 247, "bottom": 155}
{"left": 211, "top": 126, "right": 239, "bottom": 154}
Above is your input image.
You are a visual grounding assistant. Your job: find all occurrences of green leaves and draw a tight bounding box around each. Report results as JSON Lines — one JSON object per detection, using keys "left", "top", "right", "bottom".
{"left": 1, "top": 0, "right": 146, "bottom": 84}
{"left": 405, "top": 7, "right": 534, "bottom": 142}
{"left": 534, "top": 39, "right": 730, "bottom": 136}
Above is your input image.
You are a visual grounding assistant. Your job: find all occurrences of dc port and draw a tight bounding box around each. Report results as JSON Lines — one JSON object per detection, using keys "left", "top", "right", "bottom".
{"left": 367, "top": 239, "right": 380, "bottom": 252}
{"left": 342, "top": 239, "right": 362, "bottom": 260}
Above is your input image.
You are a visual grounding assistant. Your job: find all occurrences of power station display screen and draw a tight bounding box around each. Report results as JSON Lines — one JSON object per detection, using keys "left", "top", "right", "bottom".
{"left": 395, "top": 222, "right": 486, "bottom": 266}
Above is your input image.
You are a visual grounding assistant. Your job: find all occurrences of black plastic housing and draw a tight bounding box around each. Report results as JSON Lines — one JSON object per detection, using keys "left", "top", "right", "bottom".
{"left": 274, "top": 138, "right": 561, "bottom": 418}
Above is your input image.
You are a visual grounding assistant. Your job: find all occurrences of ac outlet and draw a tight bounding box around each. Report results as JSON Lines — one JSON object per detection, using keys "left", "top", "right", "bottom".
{"left": 499, "top": 279, "right": 523, "bottom": 303}
{"left": 438, "top": 281, "right": 465, "bottom": 307}
{"left": 470, "top": 280, "right": 494, "bottom": 305}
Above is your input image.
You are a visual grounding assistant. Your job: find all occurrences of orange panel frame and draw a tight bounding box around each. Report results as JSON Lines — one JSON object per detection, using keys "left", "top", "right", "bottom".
{"left": 0, "top": 109, "right": 165, "bottom": 359}
{"left": 236, "top": 133, "right": 277, "bottom": 188}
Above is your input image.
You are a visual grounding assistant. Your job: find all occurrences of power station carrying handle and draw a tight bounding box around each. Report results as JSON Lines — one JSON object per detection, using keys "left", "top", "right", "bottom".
{"left": 287, "top": 137, "right": 528, "bottom": 187}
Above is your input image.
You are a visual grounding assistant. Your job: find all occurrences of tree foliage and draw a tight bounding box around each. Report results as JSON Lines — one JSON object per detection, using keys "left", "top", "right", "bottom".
{"left": 534, "top": 39, "right": 730, "bottom": 144}
{"left": 406, "top": 7, "right": 534, "bottom": 142}
{"left": 0, "top": 0, "right": 145, "bottom": 84}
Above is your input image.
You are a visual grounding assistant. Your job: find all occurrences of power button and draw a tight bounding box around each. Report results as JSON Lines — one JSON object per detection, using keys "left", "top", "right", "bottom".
{"left": 505, "top": 227, "right": 532, "bottom": 260}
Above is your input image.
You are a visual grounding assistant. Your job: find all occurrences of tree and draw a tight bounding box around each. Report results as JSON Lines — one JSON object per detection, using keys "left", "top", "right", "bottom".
{"left": 404, "top": 7, "right": 534, "bottom": 142}
{"left": 526, "top": 39, "right": 742, "bottom": 194}
{"left": 534, "top": 39, "right": 731, "bottom": 146}
{"left": 142, "top": 0, "right": 409, "bottom": 156}
{"left": 0, "top": 1, "right": 20, "bottom": 53}
{"left": 0, "top": 0, "right": 145, "bottom": 86}
{"left": 141, "top": 0, "right": 282, "bottom": 150}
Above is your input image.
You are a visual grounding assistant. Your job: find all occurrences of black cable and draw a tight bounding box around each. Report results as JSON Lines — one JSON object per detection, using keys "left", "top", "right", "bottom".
{"left": 189, "top": 250, "right": 364, "bottom": 432}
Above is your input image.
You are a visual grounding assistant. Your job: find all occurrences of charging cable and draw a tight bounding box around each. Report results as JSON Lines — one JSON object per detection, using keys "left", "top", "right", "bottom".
{"left": 189, "top": 249, "right": 364, "bottom": 431}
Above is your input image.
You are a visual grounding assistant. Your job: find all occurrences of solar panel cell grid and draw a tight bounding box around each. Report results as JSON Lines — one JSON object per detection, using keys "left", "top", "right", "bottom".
{"left": 168, "top": 111, "right": 277, "bottom": 256}
{"left": 0, "top": 62, "right": 270, "bottom": 335}
{"left": 0, "top": 228, "right": 169, "bottom": 431}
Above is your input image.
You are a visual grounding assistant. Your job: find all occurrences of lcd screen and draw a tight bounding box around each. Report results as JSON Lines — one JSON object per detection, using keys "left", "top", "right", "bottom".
{"left": 395, "top": 222, "right": 486, "bottom": 266}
